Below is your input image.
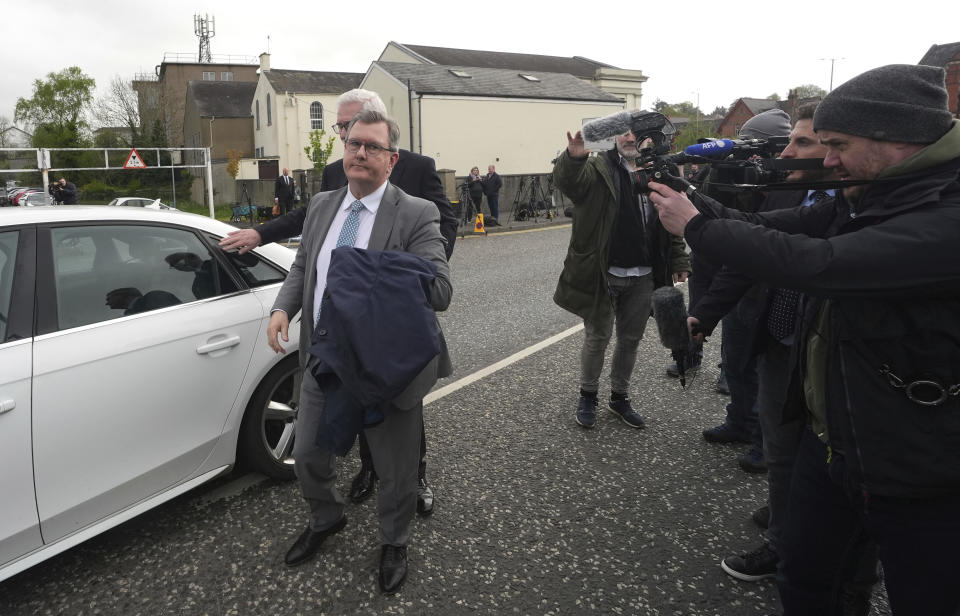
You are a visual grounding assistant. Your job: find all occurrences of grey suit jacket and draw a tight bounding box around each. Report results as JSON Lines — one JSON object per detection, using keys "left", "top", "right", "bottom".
{"left": 272, "top": 182, "right": 452, "bottom": 408}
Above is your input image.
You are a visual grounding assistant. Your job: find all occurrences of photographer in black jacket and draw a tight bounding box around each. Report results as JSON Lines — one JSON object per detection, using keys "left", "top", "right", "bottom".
{"left": 650, "top": 64, "right": 960, "bottom": 616}
{"left": 49, "top": 177, "right": 78, "bottom": 205}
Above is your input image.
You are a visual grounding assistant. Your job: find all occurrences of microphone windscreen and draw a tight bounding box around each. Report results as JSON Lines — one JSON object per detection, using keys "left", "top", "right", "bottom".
{"left": 683, "top": 139, "right": 736, "bottom": 157}
{"left": 651, "top": 285, "right": 690, "bottom": 352}
{"left": 582, "top": 111, "right": 635, "bottom": 143}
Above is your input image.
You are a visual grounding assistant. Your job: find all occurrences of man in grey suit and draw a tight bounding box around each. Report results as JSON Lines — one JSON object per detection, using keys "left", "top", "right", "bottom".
{"left": 267, "top": 109, "right": 452, "bottom": 594}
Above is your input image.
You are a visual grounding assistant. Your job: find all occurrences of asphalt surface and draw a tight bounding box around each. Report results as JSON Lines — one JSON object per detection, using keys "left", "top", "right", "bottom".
{"left": 0, "top": 224, "right": 891, "bottom": 615}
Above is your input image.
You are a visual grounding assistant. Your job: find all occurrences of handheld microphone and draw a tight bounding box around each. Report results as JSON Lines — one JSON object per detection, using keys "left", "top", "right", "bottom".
{"left": 582, "top": 110, "right": 644, "bottom": 143}
{"left": 651, "top": 285, "right": 691, "bottom": 387}
{"left": 683, "top": 139, "right": 737, "bottom": 157}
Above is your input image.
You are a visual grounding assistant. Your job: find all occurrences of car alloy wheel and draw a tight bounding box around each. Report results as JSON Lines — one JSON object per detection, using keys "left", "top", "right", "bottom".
{"left": 238, "top": 355, "right": 300, "bottom": 480}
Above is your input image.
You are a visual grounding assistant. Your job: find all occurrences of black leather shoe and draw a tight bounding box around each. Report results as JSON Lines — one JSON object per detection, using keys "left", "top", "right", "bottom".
{"left": 379, "top": 544, "right": 408, "bottom": 594}
{"left": 416, "top": 478, "right": 434, "bottom": 516}
{"left": 349, "top": 466, "right": 377, "bottom": 504}
{"left": 284, "top": 516, "right": 347, "bottom": 566}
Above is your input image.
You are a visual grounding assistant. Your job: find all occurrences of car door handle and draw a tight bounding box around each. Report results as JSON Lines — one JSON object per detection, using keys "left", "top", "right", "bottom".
{"left": 196, "top": 335, "right": 242, "bottom": 355}
{"left": 0, "top": 399, "right": 14, "bottom": 414}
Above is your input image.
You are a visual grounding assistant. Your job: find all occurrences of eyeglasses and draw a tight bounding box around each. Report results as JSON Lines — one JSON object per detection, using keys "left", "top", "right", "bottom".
{"left": 344, "top": 139, "right": 396, "bottom": 156}
{"left": 332, "top": 122, "right": 349, "bottom": 134}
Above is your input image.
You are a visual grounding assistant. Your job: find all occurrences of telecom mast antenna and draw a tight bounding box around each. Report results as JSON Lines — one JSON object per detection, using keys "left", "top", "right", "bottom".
{"left": 194, "top": 14, "right": 216, "bottom": 63}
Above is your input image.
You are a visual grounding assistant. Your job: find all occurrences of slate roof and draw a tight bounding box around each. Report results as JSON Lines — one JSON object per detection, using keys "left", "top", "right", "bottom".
{"left": 188, "top": 81, "right": 257, "bottom": 117}
{"left": 373, "top": 62, "right": 623, "bottom": 103}
{"left": 919, "top": 42, "right": 960, "bottom": 67}
{"left": 396, "top": 43, "right": 617, "bottom": 79}
{"left": 740, "top": 98, "right": 781, "bottom": 115}
{"left": 262, "top": 69, "right": 363, "bottom": 94}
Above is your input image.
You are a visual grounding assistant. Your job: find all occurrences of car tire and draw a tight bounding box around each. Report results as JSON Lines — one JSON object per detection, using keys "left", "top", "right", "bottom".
{"left": 238, "top": 354, "right": 300, "bottom": 480}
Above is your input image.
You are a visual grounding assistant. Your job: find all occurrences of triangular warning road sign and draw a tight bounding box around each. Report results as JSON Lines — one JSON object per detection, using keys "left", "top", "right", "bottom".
{"left": 123, "top": 148, "right": 147, "bottom": 169}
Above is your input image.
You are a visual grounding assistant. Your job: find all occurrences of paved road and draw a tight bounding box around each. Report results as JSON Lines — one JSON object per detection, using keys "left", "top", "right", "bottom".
{"left": 0, "top": 225, "right": 890, "bottom": 615}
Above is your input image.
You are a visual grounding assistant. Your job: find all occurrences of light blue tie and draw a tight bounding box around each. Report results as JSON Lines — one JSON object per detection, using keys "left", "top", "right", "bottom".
{"left": 317, "top": 200, "right": 365, "bottom": 323}
{"left": 336, "top": 200, "right": 365, "bottom": 247}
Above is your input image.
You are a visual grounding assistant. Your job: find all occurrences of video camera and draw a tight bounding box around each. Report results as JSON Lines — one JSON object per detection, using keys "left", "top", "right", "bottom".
{"left": 580, "top": 110, "right": 799, "bottom": 196}
{"left": 664, "top": 137, "right": 791, "bottom": 189}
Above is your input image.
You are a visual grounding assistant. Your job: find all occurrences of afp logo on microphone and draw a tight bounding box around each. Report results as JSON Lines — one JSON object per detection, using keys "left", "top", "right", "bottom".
{"left": 698, "top": 139, "right": 726, "bottom": 152}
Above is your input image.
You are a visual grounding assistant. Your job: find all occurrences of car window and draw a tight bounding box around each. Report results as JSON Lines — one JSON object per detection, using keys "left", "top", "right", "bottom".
{"left": 0, "top": 231, "right": 17, "bottom": 342}
{"left": 224, "top": 248, "right": 287, "bottom": 288}
{"left": 51, "top": 225, "right": 240, "bottom": 330}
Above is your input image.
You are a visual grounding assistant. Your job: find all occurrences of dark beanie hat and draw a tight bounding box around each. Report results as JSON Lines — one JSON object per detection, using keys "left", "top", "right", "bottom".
{"left": 739, "top": 109, "right": 791, "bottom": 139}
{"left": 813, "top": 64, "right": 952, "bottom": 143}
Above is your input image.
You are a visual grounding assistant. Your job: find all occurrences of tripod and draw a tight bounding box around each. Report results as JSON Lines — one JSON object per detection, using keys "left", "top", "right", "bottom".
{"left": 456, "top": 182, "right": 483, "bottom": 233}
{"left": 238, "top": 181, "right": 252, "bottom": 207}
{"left": 511, "top": 175, "right": 554, "bottom": 222}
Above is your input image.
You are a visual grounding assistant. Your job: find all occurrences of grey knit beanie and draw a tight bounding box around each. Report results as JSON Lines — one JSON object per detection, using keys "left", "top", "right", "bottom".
{"left": 739, "top": 109, "right": 791, "bottom": 139}
{"left": 813, "top": 64, "right": 952, "bottom": 143}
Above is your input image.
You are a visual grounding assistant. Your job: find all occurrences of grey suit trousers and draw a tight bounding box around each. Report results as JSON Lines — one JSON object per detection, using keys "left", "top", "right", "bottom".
{"left": 294, "top": 360, "right": 421, "bottom": 547}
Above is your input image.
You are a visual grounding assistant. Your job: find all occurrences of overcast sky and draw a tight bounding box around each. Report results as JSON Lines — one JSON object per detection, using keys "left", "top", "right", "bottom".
{"left": 4, "top": 1, "right": 957, "bottom": 131}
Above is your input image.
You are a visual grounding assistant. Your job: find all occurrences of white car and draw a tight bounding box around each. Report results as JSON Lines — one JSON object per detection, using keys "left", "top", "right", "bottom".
{"left": 20, "top": 192, "right": 53, "bottom": 207}
{"left": 0, "top": 206, "right": 301, "bottom": 582}
{"left": 107, "top": 197, "right": 177, "bottom": 210}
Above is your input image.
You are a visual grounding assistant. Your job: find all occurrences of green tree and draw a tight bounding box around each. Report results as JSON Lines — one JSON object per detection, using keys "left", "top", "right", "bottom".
{"left": 767, "top": 93, "right": 782, "bottom": 102}
{"left": 792, "top": 83, "right": 827, "bottom": 99}
{"left": 671, "top": 121, "right": 719, "bottom": 152}
{"left": 304, "top": 129, "right": 335, "bottom": 176}
{"left": 15, "top": 67, "right": 95, "bottom": 147}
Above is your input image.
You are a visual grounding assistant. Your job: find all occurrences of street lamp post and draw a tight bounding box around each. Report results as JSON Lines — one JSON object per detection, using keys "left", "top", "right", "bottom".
{"left": 819, "top": 57, "right": 845, "bottom": 91}
{"left": 692, "top": 91, "right": 700, "bottom": 134}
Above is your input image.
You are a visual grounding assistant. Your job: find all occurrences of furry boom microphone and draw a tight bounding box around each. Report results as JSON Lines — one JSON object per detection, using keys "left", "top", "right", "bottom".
{"left": 581, "top": 110, "right": 672, "bottom": 144}
{"left": 651, "top": 285, "right": 692, "bottom": 387}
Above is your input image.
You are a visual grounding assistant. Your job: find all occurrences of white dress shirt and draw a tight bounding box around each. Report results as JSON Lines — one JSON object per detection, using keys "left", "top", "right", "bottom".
{"left": 311, "top": 181, "right": 387, "bottom": 324}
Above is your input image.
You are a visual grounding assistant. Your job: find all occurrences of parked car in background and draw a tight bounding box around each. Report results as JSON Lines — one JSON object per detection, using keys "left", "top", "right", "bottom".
{"left": 107, "top": 197, "right": 177, "bottom": 210}
{"left": 0, "top": 206, "right": 300, "bottom": 582}
{"left": 11, "top": 188, "right": 44, "bottom": 207}
{"left": 20, "top": 192, "right": 53, "bottom": 207}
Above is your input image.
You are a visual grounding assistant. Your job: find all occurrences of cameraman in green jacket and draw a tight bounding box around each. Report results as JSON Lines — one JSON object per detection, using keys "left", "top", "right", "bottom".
{"left": 553, "top": 125, "right": 690, "bottom": 430}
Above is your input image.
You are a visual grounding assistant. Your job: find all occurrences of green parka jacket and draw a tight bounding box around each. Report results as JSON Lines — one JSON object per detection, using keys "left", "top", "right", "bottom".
{"left": 552, "top": 148, "right": 691, "bottom": 323}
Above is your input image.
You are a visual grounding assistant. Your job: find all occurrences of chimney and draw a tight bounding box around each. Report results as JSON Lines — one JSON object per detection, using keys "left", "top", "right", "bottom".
{"left": 259, "top": 52, "right": 271, "bottom": 72}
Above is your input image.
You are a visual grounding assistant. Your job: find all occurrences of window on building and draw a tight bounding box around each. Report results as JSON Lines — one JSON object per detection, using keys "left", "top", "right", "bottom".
{"left": 255, "top": 100, "right": 260, "bottom": 130}
{"left": 202, "top": 71, "right": 215, "bottom": 81}
{"left": 221, "top": 71, "right": 234, "bottom": 81}
{"left": 266, "top": 94, "right": 272, "bottom": 126}
{"left": 310, "top": 102, "right": 323, "bottom": 130}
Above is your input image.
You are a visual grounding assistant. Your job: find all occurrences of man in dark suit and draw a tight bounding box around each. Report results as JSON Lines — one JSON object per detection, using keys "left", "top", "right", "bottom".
{"left": 267, "top": 109, "right": 451, "bottom": 593}
{"left": 274, "top": 168, "right": 297, "bottom": 215}
{"left": 483, "top": 164, "right": 503, "bottom": 225}
{"left": 221, "top": 89, "right": 453, "bottom": 515}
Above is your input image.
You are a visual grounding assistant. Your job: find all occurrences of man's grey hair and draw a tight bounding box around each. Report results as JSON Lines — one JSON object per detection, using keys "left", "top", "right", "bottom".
{"left": 347, "top": 109, "right": 400, "bottom": 151}
{"left": 337, "top": 88, "right": 387, "bottom": 115}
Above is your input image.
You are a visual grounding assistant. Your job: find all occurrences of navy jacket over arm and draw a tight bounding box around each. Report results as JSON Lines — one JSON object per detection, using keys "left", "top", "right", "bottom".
{"left": 309, "top": 247, "right": 441, "bottom": 455}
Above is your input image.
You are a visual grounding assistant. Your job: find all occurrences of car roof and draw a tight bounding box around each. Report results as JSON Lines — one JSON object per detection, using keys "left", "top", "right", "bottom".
{"left": 0, "top": 206, "right": 296, "bottom": 266}
{"left": 0, "top": 205, "right": 223, "bottom": 230}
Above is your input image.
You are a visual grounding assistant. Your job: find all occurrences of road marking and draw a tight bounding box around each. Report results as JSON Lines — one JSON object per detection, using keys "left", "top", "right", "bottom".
{"left": 214, "top": 322, "right": 584, "bottom": 502}
{"left": 458, "top": 223, "right": 571, "bottom": 239}
{"left": 424, "top": 323, "right": 583, "bottom": 406}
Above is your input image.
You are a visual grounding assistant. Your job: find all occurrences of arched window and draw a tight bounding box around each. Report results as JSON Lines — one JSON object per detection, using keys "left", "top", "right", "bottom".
{"left": 266, "top": 94, "right": 272, "bottom": 126}
{"left": 310, "top": 102, "right": 323, "bottom": 130}
{"left": 255, "top": 100, "right": 260, "bottom": 130}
